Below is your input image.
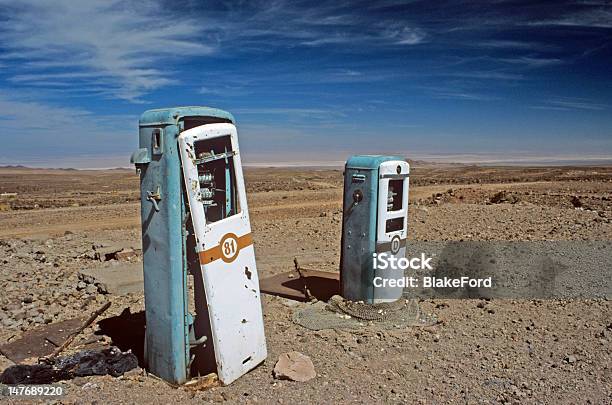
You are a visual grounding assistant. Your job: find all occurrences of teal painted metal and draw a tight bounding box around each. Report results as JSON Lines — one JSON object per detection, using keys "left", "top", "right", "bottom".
{"left": 139, "top": 106, "right": 235, "bottom": 127}
{"left": 340, "top": 155, "right": 404, "bottom": 303}
{"left": 132, "top": 106, "right": 235, "bottom": 384}
{"left": 342, "top": 155, "right": 404, "bottom": 170}
{"left": 131, "top": 148, "right": 151, "bottom": 164}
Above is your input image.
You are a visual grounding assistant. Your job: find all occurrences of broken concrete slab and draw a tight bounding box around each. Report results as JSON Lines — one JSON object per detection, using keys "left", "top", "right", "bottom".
{"left": 112, "top": 248, "right": 137, "bottom": 261}
{"left": 94, "top": 245, "right": 139, "bottom": 261}
{"left": 97, "top": 244, "right": 122, "bottom": 254}
{"left": 83, "top": 240, "right": 141, "bottom": 262}
{"left": 0, "top": 318, "right": 85, "bottom": 363}
{"left": 78, "top": 263, "right": 143, "bottom": 295}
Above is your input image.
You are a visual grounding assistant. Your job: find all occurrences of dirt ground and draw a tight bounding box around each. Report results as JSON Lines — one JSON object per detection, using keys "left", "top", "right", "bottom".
{"left": 0, "top": 164, "right": 610, "bottom": 404}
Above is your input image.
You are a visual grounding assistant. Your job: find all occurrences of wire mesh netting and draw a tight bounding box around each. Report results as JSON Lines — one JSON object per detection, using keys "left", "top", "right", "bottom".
{"left": 292, "top": 295, "right": 437, "bottom": 331}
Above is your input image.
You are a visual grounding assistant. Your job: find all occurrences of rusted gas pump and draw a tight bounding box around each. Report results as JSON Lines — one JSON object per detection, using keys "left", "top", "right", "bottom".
{"left": 131, "top": 107, "right": 266, "bottom": 385}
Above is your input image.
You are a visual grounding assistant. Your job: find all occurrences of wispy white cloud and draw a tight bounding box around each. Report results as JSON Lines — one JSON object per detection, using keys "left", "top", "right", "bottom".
{"left": 0, "top": 0, "right": 213, "bottom": 102}
{"left": 548, "top": 99, "right": 608, "bottom": 110}
{"left": 531, "top": 98, "right": 609, "bottom": 111}
{"left": 197, "top": 67, "right": 399, "bottom": 93}
{"left": 233, "top": 107, "right": 346, "bottom": 120}
{"left": 530, "top": 9, "right": 612, "bottom": 28}
{"left": 418, "top": 84, "right": 499, "bottom": 101}
{"left": 263, "top": 2, "right": 427, "bottom": 46}
{"left": 382, "top": 25, "right": 426, "bottom": 45}
{"left": 0, "top": 93, "right": 136, "bottom": 161}
{"left": 299, "top": 25, "right": 426, "bottom": 46}
{"left": 529, "top": 105, "right": 572, "bottom": 111}
{"left": 496, "top": 56, "right": 563, "bottom": 68}
{"left": 431, "top": 92, "right": 499, "bottom": 101}
{"left": 445, "top": 71, "right": 525, "bottom": 81}
{"left": 0, "top": 0, "right": 429, "bottom": 101}
{"left": 301, "top": 34, "right": 357, "bottom": 46}
{"left": 476, "top": 40, "right": 544, "bottom": 50}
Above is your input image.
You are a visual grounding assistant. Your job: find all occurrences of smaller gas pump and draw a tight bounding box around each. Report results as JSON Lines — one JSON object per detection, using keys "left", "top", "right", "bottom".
{"left": 340, "top": 155, "right": 410, "bottom": 303}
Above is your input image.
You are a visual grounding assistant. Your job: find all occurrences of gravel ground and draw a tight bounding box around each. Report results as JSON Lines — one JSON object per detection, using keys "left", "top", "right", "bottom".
{"left": 0, "top": 165, "right": 610, "bottom": 404}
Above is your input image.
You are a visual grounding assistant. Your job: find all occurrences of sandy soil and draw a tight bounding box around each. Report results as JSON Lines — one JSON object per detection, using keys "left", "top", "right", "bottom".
{"left": 0, "top": 165, "right": 610, "bottom": 404}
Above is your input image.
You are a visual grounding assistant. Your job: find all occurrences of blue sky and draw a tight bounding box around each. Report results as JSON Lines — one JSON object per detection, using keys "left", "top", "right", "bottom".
{"left": 0, "top": 0, "right": 611, "bottom": 167}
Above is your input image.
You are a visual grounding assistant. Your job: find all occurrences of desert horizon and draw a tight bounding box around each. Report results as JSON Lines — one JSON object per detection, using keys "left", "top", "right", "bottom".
{"left": 2, "top": 153, "right": 612, "bottom": 171}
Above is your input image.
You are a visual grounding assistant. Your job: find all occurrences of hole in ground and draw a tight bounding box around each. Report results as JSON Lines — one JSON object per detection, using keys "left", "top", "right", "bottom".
{"left": 96, "top": 308, "right": 146, "bottom": 367}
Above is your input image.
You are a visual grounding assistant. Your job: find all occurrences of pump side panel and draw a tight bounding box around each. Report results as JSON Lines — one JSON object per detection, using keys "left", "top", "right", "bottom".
{"left": 138, "top": 124, "right": 188, "bottom": 384}
{"left": 340, "top": 165, "right": 378, "bottom": 302}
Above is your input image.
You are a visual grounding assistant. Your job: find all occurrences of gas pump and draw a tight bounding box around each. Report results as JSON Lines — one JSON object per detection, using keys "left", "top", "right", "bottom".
{"left": 130, "top": 107, "right": 266, "bottom": 385}
{"left": 340, "top": 155, "right": 410, "bottom": 303}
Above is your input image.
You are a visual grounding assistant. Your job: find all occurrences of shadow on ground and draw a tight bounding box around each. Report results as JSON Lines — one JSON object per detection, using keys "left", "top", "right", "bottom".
{"left": 97, "top": 308, "right": 146, "bottom": 367}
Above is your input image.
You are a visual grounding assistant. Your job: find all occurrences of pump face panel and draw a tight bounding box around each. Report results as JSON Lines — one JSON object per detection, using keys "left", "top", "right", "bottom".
{"left": 178, "top": 123, "right": 267, "bottom": 385}
{"left": 375, "top": 160, "right": 410, "bottom": 301}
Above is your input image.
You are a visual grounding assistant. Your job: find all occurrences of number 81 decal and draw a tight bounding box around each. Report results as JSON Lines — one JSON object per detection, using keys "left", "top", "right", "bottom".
{"left": 198, "top": 232, "right": 253, "bottom": 264}
{"left": 220, "top": 233, "right": 240, "bottom": 263}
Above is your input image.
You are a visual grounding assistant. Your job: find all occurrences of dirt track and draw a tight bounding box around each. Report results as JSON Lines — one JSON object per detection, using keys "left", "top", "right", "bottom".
{"left": 0, "top": 165, "right": 611, "bottom": 404}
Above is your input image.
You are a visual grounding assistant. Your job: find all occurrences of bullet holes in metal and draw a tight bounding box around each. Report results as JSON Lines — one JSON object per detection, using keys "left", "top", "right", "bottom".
{"left": 353, "top": 189, "right": 363, "bottom": 204}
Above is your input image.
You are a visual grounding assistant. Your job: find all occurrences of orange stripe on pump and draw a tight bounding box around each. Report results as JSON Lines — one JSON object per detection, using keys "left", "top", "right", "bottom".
{"left": 198, "top": 232, "right": 254, "bottom": 264}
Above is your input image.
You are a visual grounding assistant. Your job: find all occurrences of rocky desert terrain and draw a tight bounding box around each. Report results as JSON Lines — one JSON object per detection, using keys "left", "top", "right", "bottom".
{"left": 0, "top": 164, "right": 610, "bottom": 404}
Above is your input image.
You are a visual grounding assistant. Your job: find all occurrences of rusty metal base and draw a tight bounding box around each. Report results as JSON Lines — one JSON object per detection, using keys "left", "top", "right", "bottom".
{"left": 0, "top": 318, "right": 86, "bottom": 363}
{"left": 259, "top": 269, "right": 339, "bottom": 302}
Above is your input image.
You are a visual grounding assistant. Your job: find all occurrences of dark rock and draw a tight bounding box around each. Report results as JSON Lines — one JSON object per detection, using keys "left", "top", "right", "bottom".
{"left": 570, "top": 196, "right": 582, "bottom": 208}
